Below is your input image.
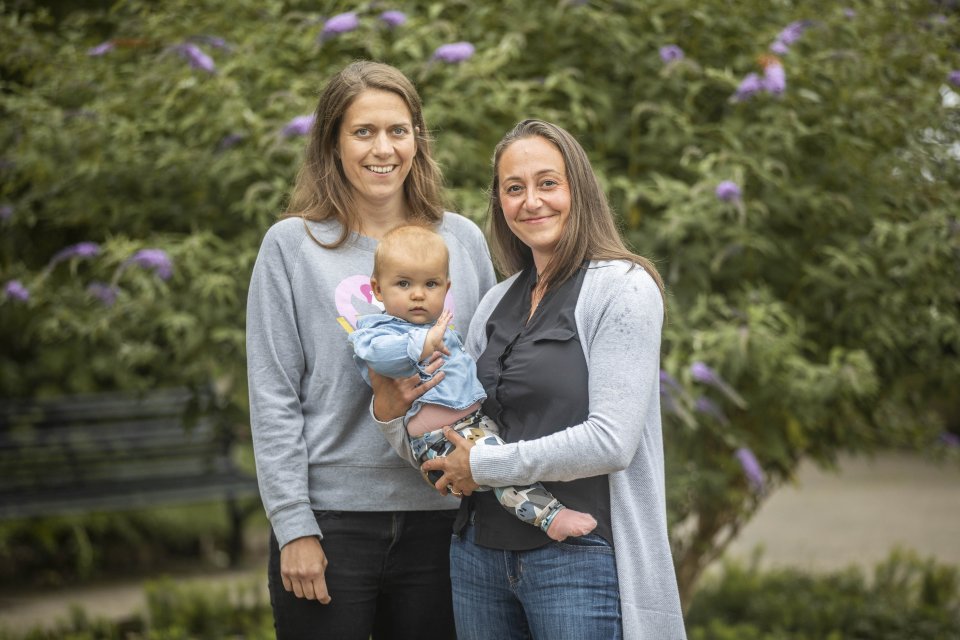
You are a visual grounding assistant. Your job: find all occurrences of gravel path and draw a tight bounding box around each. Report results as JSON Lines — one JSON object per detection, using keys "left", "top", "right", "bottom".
{"left": 2, "top": 452, "right": 958, "bottom": 634}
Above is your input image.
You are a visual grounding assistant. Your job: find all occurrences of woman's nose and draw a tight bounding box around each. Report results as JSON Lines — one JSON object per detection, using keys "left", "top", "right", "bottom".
{"left": 372, "top": 131, "right": 392, "bottom": 155}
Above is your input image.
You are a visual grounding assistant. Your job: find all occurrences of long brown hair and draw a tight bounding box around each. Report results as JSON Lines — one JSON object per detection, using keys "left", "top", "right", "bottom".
{"left": 284, "top": 61, "right": 444, "bottom": 248}
{"left": 487, "top": 119, "right": 664, "bottom": 301}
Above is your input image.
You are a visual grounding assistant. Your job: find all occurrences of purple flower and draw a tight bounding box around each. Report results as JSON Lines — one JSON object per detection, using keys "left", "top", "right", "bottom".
{"left": 433, "top": 42, "right": 475, "bottom": 64}
{"left": 380, "top": 10, "right": 407, "bottom": 28}
{"left": 49, "top": 241, "right": 100, "bottom": 267}
{"left": 192, "top": 35, "right": 230, "bottom": 50}
{"left": 87, "top": 282, "right": 118, "bottom": 306}
{"left": 282, "top": 114, "right": 315, "bottom": 137}
{"left": 770, "top": 40, "right": 790, "bottom": 55}
{"left": 691, "top": 361, "right": 720, "bottom": 384}
{"left": 0, "top": 205, "right": 12, "bottom": 221}
{"left": 735, "top": 447, "right": 765, "bottom": 491}
{"left": 659, "top": 45, "right": 684, "bottom": 63}
{"left": 695, "top": 396, "right": 730, "bottom": 426}
{"left": 775, "top": 20, "right": 809, "bottom": 48}
{"left": 127, "top": 248, "right": 173, "bottom": 280}
{"left": 322, "top": 12, "right": 360, "bottom": 37}
{"left": 948, "top": 70, "right": 960, "bottom": 87}
{"left": 939, "top": 432, "right": 960, "bottom": 448}
{"left": 715, "top": 181, "right": 741, "bottom": 202}
{"left": 217, "top": 132, "right": 245, "bottom": 151}
{"left": 659, "top": 369, "right": 682, "bottom": 394}
{"left": 176, "top": 43, "right": 216, "bottom": 73}
{"left": 763, "top": 62, "right": 787, "bottom": 95}
{"left": 3, "top": 280, "right": 29, "bottom": 302}
{"left": 88, "top": 41, "right": 115, "bottom": 56}
{"left": 690, "top": 360, "right": 747, "bottom": 408}
{"left": 733, "top": 72, "right": 764, "bottom": 101}
{"left": 843, "top": 8, "right": 856, "bottom": 18}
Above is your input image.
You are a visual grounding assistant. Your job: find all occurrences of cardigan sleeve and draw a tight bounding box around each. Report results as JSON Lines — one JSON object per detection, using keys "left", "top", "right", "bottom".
{"left": 469, "top": 263, "right": 664, "bottom": 486}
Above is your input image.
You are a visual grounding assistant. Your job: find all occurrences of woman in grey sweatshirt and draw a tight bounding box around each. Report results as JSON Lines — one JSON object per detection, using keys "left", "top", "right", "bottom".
{"left": 246, "top": 61, "right": 495, "bottom": 639}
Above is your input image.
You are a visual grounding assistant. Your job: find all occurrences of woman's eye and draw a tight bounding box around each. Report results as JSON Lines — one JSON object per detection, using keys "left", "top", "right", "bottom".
{"left": 504, "top": 184, "right": 522, "bottom": 195}
{"left": 542, "top": 179, "right": 558, "bottom": 188}
{"left": 393, "top": 126, "right": 408, "bottom": 136}
{"left": 355, "top": 128, "right": 370, "bottom": 137}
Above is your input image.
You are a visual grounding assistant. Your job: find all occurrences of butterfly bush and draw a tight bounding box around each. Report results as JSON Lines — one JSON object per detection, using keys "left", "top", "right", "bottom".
{"left": 87, "top": 282, "right": 119, "bottom": 306}
{"left": 659, "top": 44, "right": 684, "bottom": 63}
{"left": 3, "top": 280, "right": 29, "bottom": 302}
{"left": 87, "top": 41, "right": 114, "bottom": 56}
{"left": 690, "top": 360, "right": 747, "bottom": 408}
{"left": 433, "top": 42, "right": 475, "bottom": 63}
{"left": 175, "top": 43, "right": 215, "bottom": 73}
{"left": 715, "top": 180, "right": 741, "bottom": 202}
{"left": 763, "top": 61, "right": 787, "bottom": 94}
{"left": 126, "top": 249, "right": 173, "bottom": 280}
{"left": 0, "top": 205, "right": 12, "bottom": 221}
{"left": 282, "top": 115, "right": 315, "bottom": 137}
{"left": 380, "top": 10, "right": 407, "bottom": 28}
{"left": 733, "top": 73, "right": 764, "bottom": 101}
{"left": 48, "top": 242, "right": 100, "bottom": 268}
{"left": 695, "top": 396, "right": 730, "bottom": 426}
{"left": 322, "top": 11, "right": 359, "bottom": 38}
{"left": 949, "top": 70, "right": 960, "bottom": 87}
{"left": 769, "top": 20, "right": 810, "bottom": 55}
{"left": 735, "top": 447, "right": 765, "bottom": 491}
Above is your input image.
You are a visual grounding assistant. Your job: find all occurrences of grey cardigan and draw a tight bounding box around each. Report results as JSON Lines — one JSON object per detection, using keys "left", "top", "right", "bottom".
{"left": 376, "top": 259, "right": 686, "bottom": 639}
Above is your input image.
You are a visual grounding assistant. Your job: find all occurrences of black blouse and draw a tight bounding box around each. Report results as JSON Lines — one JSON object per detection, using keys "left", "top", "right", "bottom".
{"left": 454, "top": 265, "right": 613, "bottom": 550}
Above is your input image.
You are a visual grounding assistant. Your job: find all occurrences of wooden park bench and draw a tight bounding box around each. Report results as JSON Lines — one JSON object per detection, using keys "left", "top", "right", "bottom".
{"left": 0, "top": 388, "right": 260, "bottom": 564}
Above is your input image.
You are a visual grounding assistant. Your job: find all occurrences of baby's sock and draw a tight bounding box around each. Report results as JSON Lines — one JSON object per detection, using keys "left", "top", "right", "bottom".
{"left": 545, "top": 507, "right": 597, "bottom": 542}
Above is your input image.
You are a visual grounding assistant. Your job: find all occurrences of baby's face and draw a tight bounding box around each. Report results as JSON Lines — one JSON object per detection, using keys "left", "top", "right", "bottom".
{"left": 372, "top": 252, "right": 450, "bottom": 324}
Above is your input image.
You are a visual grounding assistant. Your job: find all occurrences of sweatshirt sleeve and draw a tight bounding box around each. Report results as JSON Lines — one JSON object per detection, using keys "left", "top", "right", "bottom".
{"left": 469, "top": 265, "right": 664, "bottom": 487}
{"left": 246, "top": 226, "right": 321, "bottom": 548}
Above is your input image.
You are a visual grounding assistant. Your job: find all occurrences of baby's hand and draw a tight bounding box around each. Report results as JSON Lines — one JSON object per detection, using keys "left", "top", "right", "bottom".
{"left": 421, "top": 309, "right": 453, "bottom": 361}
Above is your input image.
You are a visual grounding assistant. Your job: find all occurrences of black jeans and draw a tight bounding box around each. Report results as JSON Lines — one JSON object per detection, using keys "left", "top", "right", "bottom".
{"left": 268, "top": 510, "right": 458, "bottom": 640}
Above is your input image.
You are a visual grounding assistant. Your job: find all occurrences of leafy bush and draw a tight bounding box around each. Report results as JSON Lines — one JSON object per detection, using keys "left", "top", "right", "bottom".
{"left": 3, "top": 551, "right": 956, "bottom": 639}
{"left": 0, "top": 503, "right": 264, "bottom": 588}
{"left": 2, "top": 0, "right": 959, "bottom": 601}
{"left": 687, "top": 550, "right": 960, "bottom": 640}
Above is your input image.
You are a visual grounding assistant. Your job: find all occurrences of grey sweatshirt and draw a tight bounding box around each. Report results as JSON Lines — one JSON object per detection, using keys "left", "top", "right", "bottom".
{"left": 246, "top": 214, "right": 495, "bottom": 548}
{"left": 377, "top": 260, "right": 687, "bottom": 639}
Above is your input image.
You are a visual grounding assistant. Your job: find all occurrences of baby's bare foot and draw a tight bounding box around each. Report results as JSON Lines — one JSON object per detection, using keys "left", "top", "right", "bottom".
{"left": 545, "top": 509, "right": 597, "bottom": 541}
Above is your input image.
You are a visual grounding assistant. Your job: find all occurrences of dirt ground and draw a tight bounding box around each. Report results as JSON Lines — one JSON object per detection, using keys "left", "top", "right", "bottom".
{"left": 1, "top": 451, "right": 958, "bottom": 634}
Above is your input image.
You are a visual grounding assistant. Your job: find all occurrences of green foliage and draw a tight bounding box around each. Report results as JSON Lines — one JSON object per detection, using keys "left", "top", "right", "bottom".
{"left": 686, "top": 549, "right": 960, "bottom": 639}
{"left": 0, "top": 503, "right": 263, "bottom": 587}
{"left": 2, "top": 0, "right": 959, "bottom": 601}
{"left": 0, "top": 577, "right": 273, "bottom": 640}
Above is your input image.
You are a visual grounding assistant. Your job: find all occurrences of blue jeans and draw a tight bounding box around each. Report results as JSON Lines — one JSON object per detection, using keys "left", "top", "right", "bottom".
{"left": 268, "top": 510, "right": 457, "bottom": 640}
{"left": 450, "top": 523, "right": 622, "bottom": 640}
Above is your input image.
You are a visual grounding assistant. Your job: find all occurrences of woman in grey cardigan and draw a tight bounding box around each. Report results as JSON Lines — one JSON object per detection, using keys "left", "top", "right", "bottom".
{"left": 417, "top": 120, "right": 688, "bottom": 640}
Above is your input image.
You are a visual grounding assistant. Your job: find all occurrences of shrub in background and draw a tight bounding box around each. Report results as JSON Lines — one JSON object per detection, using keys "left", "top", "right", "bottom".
{"left": 2, "top": 0, "right": 958, "bottom": 601}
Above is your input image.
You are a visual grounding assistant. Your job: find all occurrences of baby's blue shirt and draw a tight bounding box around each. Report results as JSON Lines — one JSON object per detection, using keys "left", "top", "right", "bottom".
{"left": 349, "top": 314, "right": 486, "bottom": 419}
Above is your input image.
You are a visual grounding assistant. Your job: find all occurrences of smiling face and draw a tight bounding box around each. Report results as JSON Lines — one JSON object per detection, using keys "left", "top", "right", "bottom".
{"left": 371, "top": 250, "right": 450, "bottom": 324}
{"left": 337, "top": 89, "right": 418, "bottom": 214}
{"left": 496, "top": 136, "right": 571, "bottom": 273}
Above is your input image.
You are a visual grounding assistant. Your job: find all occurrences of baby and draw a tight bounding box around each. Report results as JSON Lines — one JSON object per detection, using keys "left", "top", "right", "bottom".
{"left": 349, "top": 225, "right": 596, "bottom": 541}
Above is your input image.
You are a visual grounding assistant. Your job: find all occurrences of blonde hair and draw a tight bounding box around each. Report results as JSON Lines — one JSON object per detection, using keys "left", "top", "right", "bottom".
{"left": 372, "top": 224, "right": 449, "bottom": 279}
{"left": 284, "top": 61, "right": 444, "bottom": 248}
{"left": 487, "top": 119, "right": 664, "bottom": 301}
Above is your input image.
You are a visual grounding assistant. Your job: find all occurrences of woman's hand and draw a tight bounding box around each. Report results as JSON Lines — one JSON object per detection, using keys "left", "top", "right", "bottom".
{"left": 421, "top": 428, "right": 480, "bottom": 496}
{"left": 370, "top": 353, "right": 445, "bottom": 421}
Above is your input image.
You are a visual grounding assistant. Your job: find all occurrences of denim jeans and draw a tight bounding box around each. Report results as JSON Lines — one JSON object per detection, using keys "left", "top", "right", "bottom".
{"left": 449, "top": 523, "right": 622, "bottom": 640}
{"left": 268, "top": 510, "right": 458, "bottom": 640}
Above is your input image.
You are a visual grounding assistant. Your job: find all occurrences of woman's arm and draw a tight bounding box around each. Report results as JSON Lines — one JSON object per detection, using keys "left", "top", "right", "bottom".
{"left": 246, "top": 227, "right": 321, "bottom": 548}
{"left": 469, "top": 264, "right": 664, "bottom": 487}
